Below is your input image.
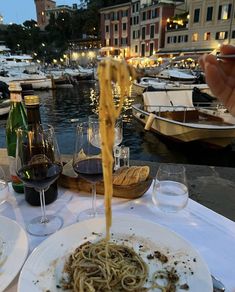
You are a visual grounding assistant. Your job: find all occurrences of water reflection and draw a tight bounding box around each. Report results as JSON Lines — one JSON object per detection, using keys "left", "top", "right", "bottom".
{"left": 0, "top": 81, "right": 235, "bottom": 167}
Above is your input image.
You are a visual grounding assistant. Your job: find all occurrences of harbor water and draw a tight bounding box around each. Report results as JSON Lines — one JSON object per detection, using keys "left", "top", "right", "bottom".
{"left": 1, "top": 80, "right": 235, "bottom": 167}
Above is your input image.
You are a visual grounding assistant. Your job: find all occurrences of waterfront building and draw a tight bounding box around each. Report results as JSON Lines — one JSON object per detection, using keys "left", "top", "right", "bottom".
{"left": 34, "top": 0, "right": 77, "bottom": 30}
{"left": 100, "top": 0, "right": 182, "bottom": 58}
{"left": 130, "top": 0, "right": 140, "bottom": 57}
{"left": 164, "top": 0, "right": 235, "bottom": 56}
{"left": 138, "top": 0, "right": 175, "bottom": 57}
{"left": 34, "top": 0, "right": 56, "bottom": 29}
{"left": 100, "top": 3, "right": 132, "bottom": 58}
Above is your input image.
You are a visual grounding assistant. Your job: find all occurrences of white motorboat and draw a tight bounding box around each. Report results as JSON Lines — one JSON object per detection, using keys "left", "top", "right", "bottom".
{"left": 0, "top": 99, "right": 10, "bottom": 117}
{"left": 132, "top": 91, "right": 235, "bottom": 148}
{"left": 131, "top": 76, "right": 209, "bottom": 97}
{"left": 156, "top": 68, "right": 197, "bottom": 83}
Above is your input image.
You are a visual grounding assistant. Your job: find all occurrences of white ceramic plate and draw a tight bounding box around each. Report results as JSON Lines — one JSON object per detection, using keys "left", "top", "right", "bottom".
{"left": 18, "top": 215, "right": 213, "bottom": 291}
{"left": 0, "top": 216, "right": 28, "bottom": 291}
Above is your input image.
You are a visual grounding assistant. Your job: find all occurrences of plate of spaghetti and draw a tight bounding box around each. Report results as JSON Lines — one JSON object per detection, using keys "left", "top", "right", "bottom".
{"left": 17, "top": 214, "right": 212, "bottom": 291}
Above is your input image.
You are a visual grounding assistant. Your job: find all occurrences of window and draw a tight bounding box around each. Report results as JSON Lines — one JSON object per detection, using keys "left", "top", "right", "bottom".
{"left": 142, "top": 27, "right": 146, "bottom": 39}
{"left": 218, "top": 4, "right": 231, "bottom": 20}
{"left": 114, "top": 38, "right": 118, "bottom": 46}
{"left": 178, "top": 35, "right": 185, "bottom": 43}
{"left": 132, "top": 4, "right": 135, "bottom": 13}
{"left": 104, "top": 13, "right": 110, "bottom": 20}
{"left": 141, "top": 43, "right": 145, "bottom": 57}
{"left": 132, "top": 30, "right": 135, "bottom": 39}
{"left": 193, "top": 8, "right": 200, "bottom": 23}
{"left": 185, "top": 35, "right": 188, "bottom": 42}
{"left": 122, "top": 10, "right": 128, "bottom": 17}
{"left": 204, "top": 32, "right": 211, "bottom": 41}
{"left": 149, "top": 43, "right": 154, "bottom": 56}
{"left": 105, "top": 25, "right": 109, "bottom": 33}
{"left": 192, "top": 33, "right": 199, "bottom": 42}
{"left": 206, "top": 7, "right": 213, "bottom": 21}
{"left": 114, "top": 24, "right": 118, "bottom": 32}
{"left": 167, "top": 36, "right": 178, "bottom": 44}
{"left": 135, "top": 45, "right": 138, "bottom": 53}
{"left": 150, "top": 25, "right": 154, "bottom": 38}
{"left": 147, "top": 10, "right": 151, "bottom": 20}
{"left": 215, "top": 31, "right": 228, "bottom": 40}
{"left": 121, "top": 37, "right": 127, "bottom": 45}
{"left": 232, "top": 30, "right": 235, "bottom": 38}
{"left": 136, "top": 2, "right": 139, "bottom": 12}
{"left": 122, "top": 23, "right": 127, "bottom": 31}
{"left": 142, "top": 12, "right": 146, "bottom": 21}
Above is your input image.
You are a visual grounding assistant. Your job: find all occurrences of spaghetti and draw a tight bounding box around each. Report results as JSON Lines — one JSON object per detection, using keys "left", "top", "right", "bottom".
{"left": 97, "top": 58, "right": 136, "bottom": 240}
{"left": 62, "top": 240, "right": 148, "bottom": 292}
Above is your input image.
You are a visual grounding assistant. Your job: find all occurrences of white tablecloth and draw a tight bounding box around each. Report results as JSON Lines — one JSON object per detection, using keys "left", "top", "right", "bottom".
{"left": 2, "top": 183, "right": 235, "bottom": 292}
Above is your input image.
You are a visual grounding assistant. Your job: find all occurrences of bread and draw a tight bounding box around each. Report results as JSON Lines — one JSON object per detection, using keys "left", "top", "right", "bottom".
{"left": 113, "top": 166, "right": 150, "bottom": 186}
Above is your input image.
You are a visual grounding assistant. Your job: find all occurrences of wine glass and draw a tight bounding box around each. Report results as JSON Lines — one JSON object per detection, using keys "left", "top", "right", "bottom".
{"left": 16, "top": 124, "right": 63, "bottom": 236}
{"left": 73, "top": 120, "right": 103, "bottom": 221}
{"left": 89, "top": 115, "right": 123, "bottom": 148}
{"left": 89, "top": 114, "right": 123, "bottom": 170}
{"left": 152, "top": 164, "right": 188, "bottom": 213}
{"left": 0, "top": 166, "right": 9, "bottom": 206}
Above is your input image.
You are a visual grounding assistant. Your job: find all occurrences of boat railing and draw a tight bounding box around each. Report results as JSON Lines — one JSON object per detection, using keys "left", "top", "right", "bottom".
{"left": 143, "top": 104, "right": 197, "bottom": 123}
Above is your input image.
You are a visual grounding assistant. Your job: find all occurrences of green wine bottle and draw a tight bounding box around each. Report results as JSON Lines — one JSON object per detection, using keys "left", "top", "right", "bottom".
{"left": 6, "top": 82, "right": 27, "bottom": 193}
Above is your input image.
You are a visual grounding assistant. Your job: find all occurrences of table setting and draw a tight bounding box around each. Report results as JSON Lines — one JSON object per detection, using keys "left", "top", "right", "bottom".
{"left": 0, "top": 171, "right": 234, "bottom": 291}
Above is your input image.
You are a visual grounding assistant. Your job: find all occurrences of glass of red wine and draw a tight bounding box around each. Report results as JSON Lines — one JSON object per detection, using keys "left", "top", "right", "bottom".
{"left": 16, "top": 124, "right": 63, "bottom": 236}
{"left": 73, "top": 119, "right": 103, "bottom": 221}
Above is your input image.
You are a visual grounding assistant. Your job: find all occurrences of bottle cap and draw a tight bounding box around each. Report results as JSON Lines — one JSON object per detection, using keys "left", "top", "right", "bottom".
{"left": 24, "top": 95, "right": 40, "bottom": 105}
{"left": 9, "top": 82, "right": 22, "bottom": 92}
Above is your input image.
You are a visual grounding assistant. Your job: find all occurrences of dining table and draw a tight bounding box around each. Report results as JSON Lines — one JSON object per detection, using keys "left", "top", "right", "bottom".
{"left": 1, "top": 160, "right": 235, "bottom": 292}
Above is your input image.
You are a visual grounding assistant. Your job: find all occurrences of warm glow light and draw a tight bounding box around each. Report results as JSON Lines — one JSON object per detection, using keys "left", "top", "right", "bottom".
{"left": 81, "top": 52, "right": 85, "bottom": 57}
{"left": 88, "top": 51, "right": 95, "bottom": 59}
{"left": 53, "top": 59, "right": 57, "bottom": 63}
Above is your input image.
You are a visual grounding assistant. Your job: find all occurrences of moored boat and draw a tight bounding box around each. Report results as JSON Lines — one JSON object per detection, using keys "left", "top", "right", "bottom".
{"left": 131, "top": 76, "right": 209, "bottom": 97}
{"left": 132, "top": 91, "right": 235, "bottom": 148}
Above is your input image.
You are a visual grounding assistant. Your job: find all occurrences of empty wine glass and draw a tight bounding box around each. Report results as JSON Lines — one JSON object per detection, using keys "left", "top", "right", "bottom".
{"left": 152, "top": 164, "right": 188, "bottom": 213}
{"left": 89, "top": 114, "right": 123, "bottom": 170}
{"left": 0, "top": 166, "right": 8, "bottom": 206}
{"left": 16, "top": 124, "right": 63, "bottom": 236}
{"left": 89, "top": 114, "right": 123, "bottom": 148}
{"left": 73, "top": 120, "right": 103, "bottom": 221}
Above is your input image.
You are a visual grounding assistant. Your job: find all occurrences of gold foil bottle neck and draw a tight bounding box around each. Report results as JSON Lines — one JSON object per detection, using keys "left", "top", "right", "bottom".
{"left": 24, "top": 95, "right": 40, "bottom": 105}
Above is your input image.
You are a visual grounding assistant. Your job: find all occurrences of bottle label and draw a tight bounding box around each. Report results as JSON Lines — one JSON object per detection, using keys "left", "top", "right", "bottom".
{"left": 10, "top": 93, "right": 22, "bottom": 102}
{"left": 8, "top": 156, "right": 21, "bottom": 183}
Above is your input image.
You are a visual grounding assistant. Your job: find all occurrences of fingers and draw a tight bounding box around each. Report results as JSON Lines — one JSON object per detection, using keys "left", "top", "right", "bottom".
{"left": 204, "top": 62, "right": 227, "bottom": 99}
{"left": 220, "top": 44, "right": 235, "bottom": 54}
{"left": 199, "top": 54, "right": 217, "bottom": 72}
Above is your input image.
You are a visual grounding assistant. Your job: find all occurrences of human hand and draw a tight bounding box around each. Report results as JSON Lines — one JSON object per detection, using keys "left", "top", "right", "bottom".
{"left": 199, "top": 44, "right": 235, "bottom": 116}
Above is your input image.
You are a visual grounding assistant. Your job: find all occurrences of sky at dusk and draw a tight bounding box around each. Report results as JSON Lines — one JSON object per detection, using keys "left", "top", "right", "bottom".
{"left": 0, "top": 0, "right": 80, "bottom": 25}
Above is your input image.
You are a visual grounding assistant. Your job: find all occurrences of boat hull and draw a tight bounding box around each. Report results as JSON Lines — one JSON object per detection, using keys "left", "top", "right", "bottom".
{"left": 132, "top": 104, "right": 235, "bottom": 148}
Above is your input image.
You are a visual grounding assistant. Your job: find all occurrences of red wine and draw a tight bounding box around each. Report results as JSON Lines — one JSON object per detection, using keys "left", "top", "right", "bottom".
{"left": 17, "top": 162, "right": 62, "bottom": 190}
{"left": 73, "top": 158, "right": 103, "bottom": 183}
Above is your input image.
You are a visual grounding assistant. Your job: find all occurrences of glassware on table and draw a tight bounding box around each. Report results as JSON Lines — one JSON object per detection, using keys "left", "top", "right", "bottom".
{"left": 89, "top": 115, "right": 123, "bottom": 149}
{"left": 0, "top": 166, "right": 9, "bottom": 206}
{"left": 16, "top": 124, "right": 63, "bottom": 236}
{"left": 73, "top": 121, "right": 103, "bottom": 221}
{"left": 152, "top": 164, "right": 188, "bottom": 213}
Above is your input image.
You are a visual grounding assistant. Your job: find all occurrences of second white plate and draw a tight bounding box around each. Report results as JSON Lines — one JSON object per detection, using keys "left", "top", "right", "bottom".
{"left": 0, "top": 216, "right": 28, "bottom": 291}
